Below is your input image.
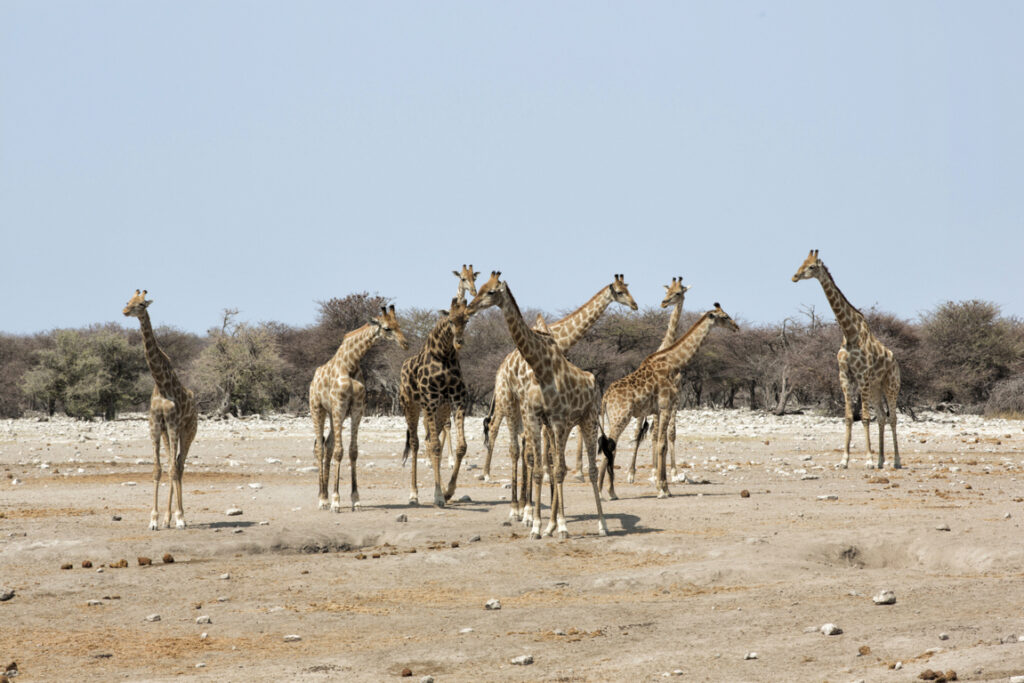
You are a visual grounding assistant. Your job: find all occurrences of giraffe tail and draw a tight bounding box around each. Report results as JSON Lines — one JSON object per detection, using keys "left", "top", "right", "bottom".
{"left": 636, "top": 418, "right": 650, "bottom": 445}
{"left": 598, "top": 425, "right": 616, "bottom": 486}
{"left": 402, "top": 428, "right": 412, "bottom": 467}
{"left": 482, "top": 393, "right": 496, "bottom": 451}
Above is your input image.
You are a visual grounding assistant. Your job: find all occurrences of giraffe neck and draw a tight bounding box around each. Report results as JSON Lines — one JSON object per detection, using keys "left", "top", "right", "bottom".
{"left": 456, "top": 281, "right": 468, "bottom": 305}
{"left": 333, "top": 324, "right": 382, "bottom": 374}
{"left": 816, "top": 265, "right": 864, "bottom": 343}
{"left": 137, "top": 311, "right": 183, "bottom": 399}
{"left": 498, "top": 288, "right": 554, "bottom": 383}
{"left": 549, "top": 285, "right": 613, "bottom": 351}
{"left": 425, "top": 317, "right": 456, "bottom": 360}
{"left": 650, "top": 313, "right": 715, "bottom": 375}
{"left": 657, "top": 302, "right": 683, "bottom": 352}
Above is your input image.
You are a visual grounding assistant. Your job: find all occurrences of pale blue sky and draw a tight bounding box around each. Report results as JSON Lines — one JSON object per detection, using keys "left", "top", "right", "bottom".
{"left": 2, "top": 2, "right": 1022, "bottom": 334}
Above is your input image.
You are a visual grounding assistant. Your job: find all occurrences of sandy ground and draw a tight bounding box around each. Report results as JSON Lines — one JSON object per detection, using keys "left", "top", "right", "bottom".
{"left": 2, "top": 408, "right": 1024, "bottom": 682}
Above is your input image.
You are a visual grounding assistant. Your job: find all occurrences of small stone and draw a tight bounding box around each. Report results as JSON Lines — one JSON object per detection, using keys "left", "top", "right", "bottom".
{"left": 817, "top": 494, "right": 839, "bottom": 501}
{"left": 0, "top": 589, "right": 14, "bottom": 602}
{"left": 145, "top": 613, "right": 161, "bottom": 622}
{"left": 1010, "top": 676, "right": 1024, "bottom": 683}
{"left": 111, "top": 515, "right": 122, "bottom": 521}
{"left": 220, "top": 573, "right": 230, "bottom": 580}
{"left": 554, "top": 628, "right": 567, "bottom": 636}
{"left": 86, "top": 599, "right": 102, "bottom": 606}
{"left": 137, "top": 556, "right": 152, "bottom": 566}
{"left": 936, "top": 523, "right": 951, "bottom": 531}
{"left": 401, "top": 667, "right": 412, "bottom": 677}
{"left": 468, "top": 534, "right": 481, "bottom": 543}
{"left": 110, "top": 559, "right": 128, "bottom": 568}
{"left": 196, "top": 615, "right": 211, "bottom": 624}
{"left": 894, "top": 661, "right": 903, "bottom": 670}
{"left": 459, "top": 627, "right": 473, "bottom": 634}
{"left": 81, "top": 560, "right": 93, "bottom": 568}
{"left": 225, "top": 508, "right": 243, "bottom": 516}
{"left": 740, "top": 490, "right": 750, "bottom": 498}
{"left": 510, "top": 654, "right": 533, "bottom": 666}
{"left": 283, "top": 634, "right": 302, "bottom": 642}
{"left": 820, "top": 623, "right": 843, "bottom": 636}
{"left": 450, "top": 541, "right": 460, "bottom": 548}
{"left": 744, "top": 652, "right": 757, "bottom": 660}
{"left": 195, "top": 663, "right": 206, "bottom": 668}
{"left": 60, "top": 562, "right": 73, "bottom": 570}
{"left": 396, "top": 513, "right": 408, "bottom": 523}
{"left": 858, "top": 645, "right": 871, "bottom": 656}
{"left": 939, "top": 632, "right": 949, "bottom": 640}
{"left": 162, "top": 553, "right": 174, "bottom": 564}
{"left": 1002, "top": 634, "right": 1018, "bottom": 644}
{"left": 485, "top": 598, "right": 501, "bottom": 610}
{"left": 873, "top": 590, "right": 896, "bottom": 605}
{"left": 420, "top": 677, "right": 434, "bottom": 683}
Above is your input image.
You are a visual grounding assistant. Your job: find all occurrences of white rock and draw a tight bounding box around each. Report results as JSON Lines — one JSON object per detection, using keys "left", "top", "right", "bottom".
{"left": 265, "top": 457, "right": 282, "bottom": 464}
{"left": 817, "top": 494, "right": 838, "bottom": 501}
{"left": 283, "top": 634, "right": 302, "bottom": 642}
{"left": 419, "top": 677, "right": 434, "bottom": 683}
{"left": 459, "top": 627, "right": 473, "bottom": 634}
{"left": 195, "top": 662, "right": 206, "bottom": 668}
{"left": 196, "top": 615, "right": 211, "bottom": 624}
{"left": 220, "top": 573, "right": 231, "bottom": 580}
{"left": 485, "top": 598, "right": 501, "bottom": 610}
{"left": 939, "top": 632, "right": 949, "bottom": 640}
{"left": 122, "top": 481, "right": 137, "bottom": 487}
{"left": 936, "top": 523, "right": 951, "bottom": 531}
{"left": 145, "top": 613, "right": 161, "bottom": 622}
{"left": 86, "top": 599, "right": 102, "bottom": 606}
{"left": 744, "top": 652, "right": 758, "bottom": 660}
{"left": 872, "top": 590, "right": 896, "bottom": 605}
{"left": 225, "top": 508, "right": 243, "bottom": 516}
{"left": 894, "top": 661, "right": 902, "bottom": 670}
{"left": 1011, "top": 676, "right": 1024, "bottom": 683}
{"left": 820, "top": 623, "right": 842, "bottom": 635}
{"left": 248, "top": 483, "right": 262, "bottom": 490}
{"left": 396, "top": 513, "right": 408, "bottom": 522}
{"left": 510, "top": 654, "right": 533, "bottom": 665}
{"left": 0, "top": 588, "right": 14, "bottom": 601}
{"left": 200, "top": 632, "right": 208, "bottom": 640}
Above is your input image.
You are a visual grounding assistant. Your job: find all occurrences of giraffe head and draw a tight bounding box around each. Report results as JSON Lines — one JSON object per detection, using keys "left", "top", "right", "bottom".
{"left": 371, "top": 305, "right": 409, "bottom": 350}
{"left": 446, "top": 297, "right": 470, "bottom": 350}
{"left": 791, "top": 249, "right": 823, "bottom": 283}
{"left": 708, "top": 302, "right": 740, "bottom": 332}
{"left": 466, "top": 271, "right": 506, "bottom": 315}
{"left": 453, "top": 264, "right": 479, "bottom": 298}
{"left": 122, "top": 289, "right": 152, "bottom": 318}
{"left": 661, "top": 276, "right": 690, "bottom": 308}
{"left": 609, "top": 274, "right": 639, "bottom": 311}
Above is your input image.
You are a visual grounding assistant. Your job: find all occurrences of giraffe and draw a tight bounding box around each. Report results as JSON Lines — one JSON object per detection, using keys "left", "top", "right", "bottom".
{"left": 122, "top": 290, "right": 198, "bottom": 530}
{"left": 468, "top": 272, "right": 610, "bottom": 538}
{"left": 792, "top": 249, "right": 901, "bottom": 469}
{"left": 400, "top": 297, "right": 471, "bottom": 507}
{"left": 481, "top": 274, "right": 637, "bottom": 495}
{"left": 441, "top": 265, "right": 477, "bottom": 468}
{"left": 309, "top": 305, "right": 408, "bottom": 511}
{"left": 625, "top": 276, "right": 690, "bottom": 485}
{"left": 600, "top": 304, "right": 739, "bottom": 499}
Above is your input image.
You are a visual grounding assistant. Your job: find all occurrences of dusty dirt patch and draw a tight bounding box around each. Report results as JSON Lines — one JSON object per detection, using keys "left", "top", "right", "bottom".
{"left": 2, "top": 410, "right": 1024, "bottom": 681}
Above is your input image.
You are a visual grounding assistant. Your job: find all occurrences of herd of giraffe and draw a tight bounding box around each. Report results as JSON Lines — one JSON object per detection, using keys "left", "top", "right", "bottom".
{"left": 121, "top": 250, "right": 902, "bottom": 538}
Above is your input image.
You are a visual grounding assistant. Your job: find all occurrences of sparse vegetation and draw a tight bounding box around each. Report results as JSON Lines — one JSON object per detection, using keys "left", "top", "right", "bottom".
{"left": 2, "top": 296, "right": 1022, "bottom": 419}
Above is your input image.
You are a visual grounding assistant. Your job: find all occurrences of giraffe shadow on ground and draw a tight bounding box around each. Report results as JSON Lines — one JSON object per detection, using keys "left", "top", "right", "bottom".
{"left": 349, "top": 498, "right": 509, "bottom": 513}
{"left": 567, "top": 511, "right": 657, "bottom": 536}
{"left": 190, "top": 520, "right": 258, "bottom": 530}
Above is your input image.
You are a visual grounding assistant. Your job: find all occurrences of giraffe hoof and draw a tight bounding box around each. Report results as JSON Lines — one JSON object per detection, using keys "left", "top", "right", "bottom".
{"left": 626, "top": 472, "right": 635, "bottom": 484}
{"left": 483, "top": 474, "right": 492, "bottom": 483}
{"left": 408, "top": 495, "right": 419, "bottom": 506}
{"left": 557, "top": 530, "right": 569, "bottom": 540}
{"left": 175, "top": 519, "right": 186, "bottom": 530}
{"left": 330, "top": 504, "right": 342, "bottom": 513}
{"left": 529, "top": 532, "right": 541, "bottom": 540}
{"left": 352, "top": 501, "right": 362, "bottom": 511}
{"left": 318, "top": 500, "right": 329, "bottom": 510}
{"left": 149, "top": 520, "right": 158, "bottom": 531}
{"left": 597, "top": 524, "right": 608, "bottom": 537}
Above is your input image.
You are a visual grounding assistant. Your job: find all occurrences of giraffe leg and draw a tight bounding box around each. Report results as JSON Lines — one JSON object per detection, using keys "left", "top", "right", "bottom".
{"left": 654, "top": 400, "right": 672, "bottom": 498}
{"left": 552, "top": 427, "right": 572, "bottom": 539}
{"left": 444, "top": 401, "right": 468, "bottom": 501}
{"left": 526, "top": 420, "right": 545, "bottom": 540}
{"left": 667, "top": 412, "right": 678, "bottom": 481}
{"left": 507, "top": 412, "right": 526, "bottom": 522}
{"left": 311, "top": 403, "right": 330, "bottom": 510}
{"left": 172, "top": 428, "right": 191, "bottom": 529}
{"left": 403, "top": 402, "right": 421, "bottom": 505}
{"left": 442, "top": 422, "right": 455, "bottom": 469}
{"left": 424, "top": 407, "right": 446, "bottom": 508}
{"left": 149, "top": 414, "right": 164, "bottom": 530}
{"left": 838, "top": 371, "right": 854, "bottom": 469}
{"left": 583, "top": 419, "right": 608, "bottom": 536}
{"left": 628, "top": 417, "right": 647, "bottom": 484}
{"left": 572, "top": 428, "right": 586, "bottom": 482}
{"left": 163, "top": 423, "right": 179, "bottom": 528}
{"left": 348, "top": 401, "right": 364, "bottom": 510}
{"left": 888, "top": 394, "right": 901, "bottom": 469}
{"left": 329, "top": 393, "right": 348, "bottom": 512}
{"left": 860, "top": 388, "right": 875, "bottom": 468}
{"left": 483, "top": 403, "right": 503, "bottom": 483}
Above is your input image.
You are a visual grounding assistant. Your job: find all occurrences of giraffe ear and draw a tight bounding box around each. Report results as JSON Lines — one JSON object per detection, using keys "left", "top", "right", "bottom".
{"left": 453, "top": 270, "right": 461, "bottom": 277}
{"left": 438, "top": 309, "right": 449, "bottom": 317}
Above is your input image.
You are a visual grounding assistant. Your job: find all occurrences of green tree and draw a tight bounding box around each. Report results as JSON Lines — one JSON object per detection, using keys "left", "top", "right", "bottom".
{"left": 192, "top": 310, "right": 287, "bottom": 416}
